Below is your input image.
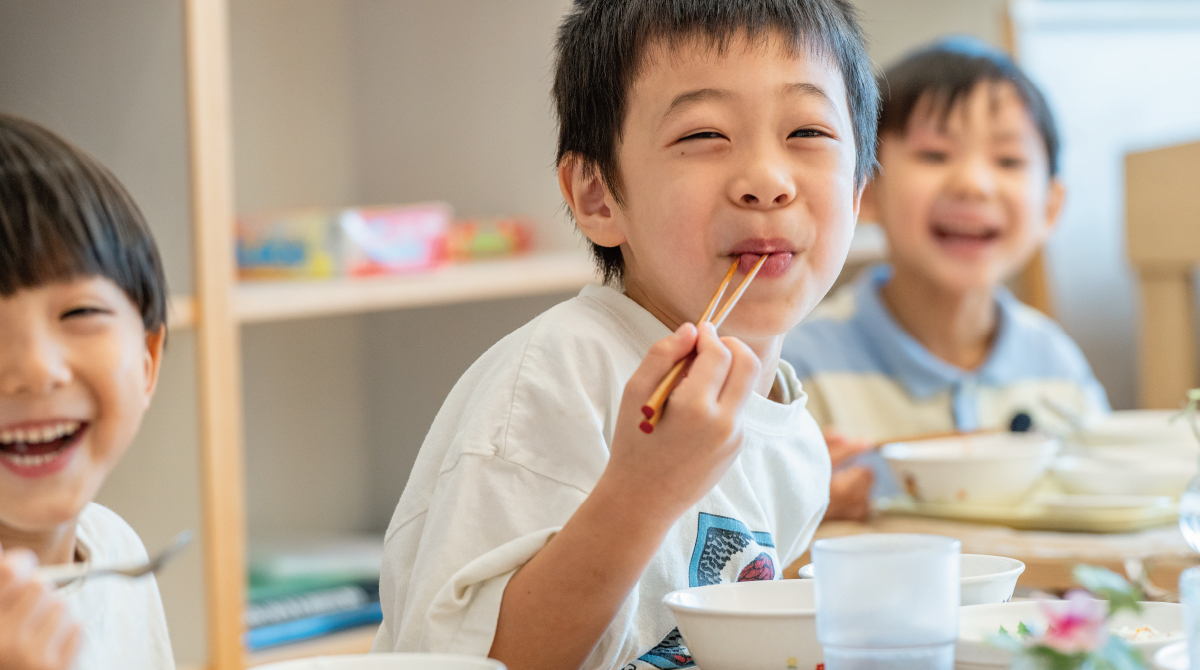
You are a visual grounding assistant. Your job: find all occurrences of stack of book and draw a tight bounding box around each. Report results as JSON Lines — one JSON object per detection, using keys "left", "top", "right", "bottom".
{"left": 244, "top": 534, "right": 385, "bottom": 651}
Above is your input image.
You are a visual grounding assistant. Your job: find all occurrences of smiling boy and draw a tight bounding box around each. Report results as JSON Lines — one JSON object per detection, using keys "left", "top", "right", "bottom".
{"left": 373, "top": 2, "right": 877, "bottom": 669}
{"left": 0, "top": 113, "right": 173, "bottom": 669}
{"left": 782, "top": 38, "right": 1109, "bottom": 515}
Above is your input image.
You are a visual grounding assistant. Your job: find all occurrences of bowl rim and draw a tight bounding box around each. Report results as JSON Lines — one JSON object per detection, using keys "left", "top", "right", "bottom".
{"left": 880, "top": 436, "right": 1059, "bottom": 462}
{"left": 798, "top": 554, "right": 1025, "bottom": 584}
{"left": 958, "top": 600, "right": 1184, "bottom": 648}
{"left": 661, "top": 580, "right": 815, "bottom": 618}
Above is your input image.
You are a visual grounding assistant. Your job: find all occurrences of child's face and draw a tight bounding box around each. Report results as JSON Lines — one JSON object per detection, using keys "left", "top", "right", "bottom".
{"left": 568, "top": 35, "right": 861, "bottom": 342}
{"left": 0, "top": 277, "right": 164, "bottom": 534}
{"left": 869, "top": 82, "right": 1064, "bottom": 293}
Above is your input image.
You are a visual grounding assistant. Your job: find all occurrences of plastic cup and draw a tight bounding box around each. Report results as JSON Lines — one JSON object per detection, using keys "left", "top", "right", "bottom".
{"left": 812, "top": 534, "right": 961, "bottom": 670}
{"left": 1181, "top": 566, "right": 1200, "bottom": 669}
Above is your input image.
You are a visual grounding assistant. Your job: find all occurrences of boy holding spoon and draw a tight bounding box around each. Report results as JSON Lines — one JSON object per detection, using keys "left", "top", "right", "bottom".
{"left": 0, "top": 114, "right": 173, "bottom": 670}
{"left": 374, "top": 2, "right": 877, "bottom": 668}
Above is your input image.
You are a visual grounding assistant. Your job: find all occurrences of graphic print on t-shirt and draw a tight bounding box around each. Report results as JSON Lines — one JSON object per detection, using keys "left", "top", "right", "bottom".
{"left": 628, "top": 513, "right": 778, "bottom": 670}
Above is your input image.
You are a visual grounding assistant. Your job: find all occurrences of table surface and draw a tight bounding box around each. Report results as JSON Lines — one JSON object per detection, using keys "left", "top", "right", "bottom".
{"left": 786, "top": 515, "right": 1198, "bottom": 594}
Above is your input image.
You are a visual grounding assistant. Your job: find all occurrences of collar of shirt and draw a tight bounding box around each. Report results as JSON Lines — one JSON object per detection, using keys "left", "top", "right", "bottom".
{"left": 852, "top": 264, "right": 1028, "bottom": 401}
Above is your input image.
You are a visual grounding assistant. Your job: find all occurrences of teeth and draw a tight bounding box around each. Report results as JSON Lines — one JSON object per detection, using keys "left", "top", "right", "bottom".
{"left": 0, "top": 421, "right": 80, "bottom": 445}
{"left": 0, "top": 451, "right": 59, "bottom": 467}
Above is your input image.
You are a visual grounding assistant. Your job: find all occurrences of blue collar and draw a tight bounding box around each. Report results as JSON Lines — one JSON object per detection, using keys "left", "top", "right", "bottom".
{"left": 851, "top": 264, "right": 1027, "bottom": 399}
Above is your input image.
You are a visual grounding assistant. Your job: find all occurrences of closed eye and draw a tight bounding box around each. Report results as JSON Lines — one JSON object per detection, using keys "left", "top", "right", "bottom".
{"left": 61, "top": 306, "right": 113, "bottom": 320}
{"left": 679, "top": 131, "right": 726, "bottom": 142}
{"left": 997, "top": 156, "right": 1027, "bottom": 169}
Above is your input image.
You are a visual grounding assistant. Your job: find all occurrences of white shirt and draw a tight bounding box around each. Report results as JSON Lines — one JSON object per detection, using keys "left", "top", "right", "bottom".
{"left": 62, "top": 503, "right": 175, "bottom": 670}
{"left": 372, "top": 285, "right": 830, "bottom": 669}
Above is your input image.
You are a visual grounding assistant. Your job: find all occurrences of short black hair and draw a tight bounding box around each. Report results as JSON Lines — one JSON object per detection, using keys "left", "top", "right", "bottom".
{"left": 878, "top": 36, "right": 1060, "bottom": 176}
{"left": 0, "top": 113, "right": 167, "bottom": 332}
{"left": 553, "top": 0, "right": 879, "bottom": 285}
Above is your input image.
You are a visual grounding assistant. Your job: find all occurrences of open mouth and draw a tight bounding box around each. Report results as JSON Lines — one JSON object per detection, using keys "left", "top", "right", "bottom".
{"left": 0, "top": 420, "right": 85, "bottom": 472}
{"left": 728, "top": 238, "right": 797, "bottom": 278}
{"left": 931, "top": 222, "right": 1002, "bottom": 249}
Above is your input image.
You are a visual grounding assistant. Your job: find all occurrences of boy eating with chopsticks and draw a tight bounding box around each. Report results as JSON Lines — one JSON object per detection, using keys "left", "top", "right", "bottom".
{"left": 374, "top": 1, "right": 877, "bottom": 668}
{"left": 782, "top": 38, "right": 1110, "bottom": 520}
{"left": 0, "top": 113, "right": 174, "bottom": 670}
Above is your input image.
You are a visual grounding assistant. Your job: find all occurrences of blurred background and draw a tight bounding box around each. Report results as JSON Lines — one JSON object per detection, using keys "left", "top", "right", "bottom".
{"left": 2, "top": 1, "right": 1199, "bottom": 668}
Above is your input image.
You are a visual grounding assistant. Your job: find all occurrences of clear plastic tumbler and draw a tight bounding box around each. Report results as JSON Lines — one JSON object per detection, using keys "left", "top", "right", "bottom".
{"left": 1181, "top": 567, "right": 1200, "bottom": 669}
{"left": 812, "top": 534, "right": 961, "bottom": 670}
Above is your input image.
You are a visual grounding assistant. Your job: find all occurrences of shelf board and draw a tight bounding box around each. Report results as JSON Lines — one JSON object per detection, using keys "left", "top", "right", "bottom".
{"left": 244, "top": 625, "right": 377, "bottom": 667}
{"left": 235, "top": 251, "right": 598, "bottom": 324}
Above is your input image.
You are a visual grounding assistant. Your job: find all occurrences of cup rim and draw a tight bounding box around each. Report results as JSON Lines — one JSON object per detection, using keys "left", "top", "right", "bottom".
{"left": 812, "top": 533, "right": 961, "bottom": 555}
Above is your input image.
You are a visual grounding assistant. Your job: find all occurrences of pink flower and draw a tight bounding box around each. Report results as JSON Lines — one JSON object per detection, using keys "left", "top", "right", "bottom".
{"left": 1034, "top": 590, "right": 1109, "bottom": 655}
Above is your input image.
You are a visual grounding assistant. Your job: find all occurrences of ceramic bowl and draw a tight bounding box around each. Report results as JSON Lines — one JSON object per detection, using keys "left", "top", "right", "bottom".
{"left": 1053, "top": 454, "right": 1196, "bottom": 497}
{"left": 796, "top": 554, "right": 1023, "bottom": 606}
{"left": 1154, "top": 640, "right": 1188, "bottom": 670}
{"left": 663, "top": 579, "right": 821, "bottom": 670}
{"left": 249, "top": 654, "right": 506, "bottom": 670}
{"left": 1076, "top": 410, "right": 1198, "bottom": 448}
{"left": 956, "top": 600, "right": 1184, "bottom": 669}
{"left": 880, "top": 434, "right": 1059, "bottom": 505}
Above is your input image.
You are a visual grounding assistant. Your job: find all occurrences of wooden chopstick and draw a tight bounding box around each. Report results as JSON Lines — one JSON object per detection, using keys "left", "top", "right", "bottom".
{"left": 639, "top": 254, "right": 769, "bottom": 434}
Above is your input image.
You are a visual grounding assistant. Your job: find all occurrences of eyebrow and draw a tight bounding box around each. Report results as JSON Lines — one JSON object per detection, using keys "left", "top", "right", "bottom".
{"left": 662, "top": 82, "right": 834, "bottom": 123}
{"left": 785, "top": 82, "right": 834, "bottom": 105}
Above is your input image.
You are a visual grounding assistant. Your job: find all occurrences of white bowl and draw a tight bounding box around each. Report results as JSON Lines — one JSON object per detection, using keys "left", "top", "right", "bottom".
{"left": 957, "top": 600, "right": 1184, "bottom": 668}
{"left": 1078, "top": 410, "right": 1198, "bottom": 448}
{"left": 250, "top": 654, "right": 506, "bottom": 670}
{"left": 881, "top": 434, "right": 1059, "bottom": 505}
{"left": 796, "top": 554, "right": 1023, "bottom": 606}
{"left": 1154, "top": 640, "right": 1188, "bottom": 670}
{"left": 663, "top": 579, "right": 821, "bottom": 670}
{"left": 1053, "top": 454, "right": 1197, "bottom": 497}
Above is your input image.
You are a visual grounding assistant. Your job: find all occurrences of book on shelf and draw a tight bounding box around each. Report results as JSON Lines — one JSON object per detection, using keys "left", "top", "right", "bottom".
{"left": 245, "top": 533, "right": 385, "bottom": 651}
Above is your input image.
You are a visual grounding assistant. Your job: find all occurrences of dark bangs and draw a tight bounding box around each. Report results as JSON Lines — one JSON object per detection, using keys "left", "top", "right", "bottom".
{"left": 878, "top": 36, "right": 1060, "bottom": 176}
{"left": 552, "top": 0, "right": 879, "bottom": 285}
{"left": 0, "top": 113, "right": 167, "bottom": 331}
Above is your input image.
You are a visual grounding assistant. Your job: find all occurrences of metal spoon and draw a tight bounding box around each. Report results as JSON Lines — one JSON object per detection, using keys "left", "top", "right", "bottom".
{"left": 37, "top": 530, "right": 193, "bottom": 588}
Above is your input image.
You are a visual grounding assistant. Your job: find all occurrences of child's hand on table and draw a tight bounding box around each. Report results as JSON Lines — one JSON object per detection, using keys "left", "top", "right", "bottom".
{"left": 823, "top": 429, "right": 874, "bottom": 522}
{"left": 0, "top": 545, "right": 81, "bottom": 670}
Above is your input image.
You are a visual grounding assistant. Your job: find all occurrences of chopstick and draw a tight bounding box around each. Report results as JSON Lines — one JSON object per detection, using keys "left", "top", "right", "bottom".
{"left": 639, "top": 254, "right": 769, "bottom": 434}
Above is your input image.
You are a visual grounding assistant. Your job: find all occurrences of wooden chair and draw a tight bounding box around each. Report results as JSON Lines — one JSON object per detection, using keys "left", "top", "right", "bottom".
{"left": 1126, "top": 139, "right": 1200, "bottom": 409}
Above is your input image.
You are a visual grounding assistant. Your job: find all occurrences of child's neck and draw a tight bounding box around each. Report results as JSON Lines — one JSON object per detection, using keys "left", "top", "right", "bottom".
{"left": 880, "top": 263, "right": 998, "bottom": 371}
{"left": 0, "top": 520, "right": 79, "bottom": 565}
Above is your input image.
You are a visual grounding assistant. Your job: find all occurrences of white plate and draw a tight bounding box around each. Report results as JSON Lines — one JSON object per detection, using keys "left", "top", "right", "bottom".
{"left": 1155, "top": 641, "right": 1189, "bottom": 670}
{"left": 1036, "top": 493, "right": 1175, "bottom": 510}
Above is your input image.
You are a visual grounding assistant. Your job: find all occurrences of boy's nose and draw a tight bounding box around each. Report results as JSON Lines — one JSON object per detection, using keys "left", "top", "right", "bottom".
{"left": 0, "top": 333, "right": 72, "bottom": 397}
{"left": 731, "top": 154, "right": 796, "bottom": 209}
{"left": 946, "top": 155, "right": 997, "bottom": 200}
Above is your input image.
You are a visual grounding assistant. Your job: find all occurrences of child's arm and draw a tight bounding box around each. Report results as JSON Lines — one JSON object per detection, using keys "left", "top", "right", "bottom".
{"left": 488, "top": 322, "right": 760, "bottom": 670}
{"left": 0, "top": 546, "right": 82, "bottom": 670}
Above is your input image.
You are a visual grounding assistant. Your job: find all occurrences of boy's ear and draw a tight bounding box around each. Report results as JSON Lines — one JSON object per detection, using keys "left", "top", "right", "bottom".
{"left": 1044, "top": 177, "right": 1066, "bottom": 232}
{"left": 142, "top": 325, "right": 166, "bottom": 403}
{"left": 558, "top": 154, "right": 625, "bottom": 248}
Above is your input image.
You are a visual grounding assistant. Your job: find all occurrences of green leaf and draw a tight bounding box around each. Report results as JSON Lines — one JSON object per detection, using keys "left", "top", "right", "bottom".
{"left": 1073, "top": 565, "right": 1143, "bottom": 616}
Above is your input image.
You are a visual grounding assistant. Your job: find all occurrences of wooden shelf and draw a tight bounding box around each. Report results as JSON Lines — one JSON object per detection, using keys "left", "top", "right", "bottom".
{"left": 244, "top": 625, "right": 377, "bottom": 667}
{"left": 235, "top": 251, "right": 598, "bottom": 324}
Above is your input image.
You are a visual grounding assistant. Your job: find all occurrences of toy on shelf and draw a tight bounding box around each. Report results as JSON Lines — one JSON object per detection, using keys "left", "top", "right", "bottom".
{"left": 446, "top": 217, "right": 534, "bottom": 262}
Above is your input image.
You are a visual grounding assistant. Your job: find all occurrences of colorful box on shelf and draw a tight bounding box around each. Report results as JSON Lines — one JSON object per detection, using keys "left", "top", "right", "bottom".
{"left": 446, "top": 217, "right": 534, "bottom": 262}
{"left": 237, "top": 202, "right": 453, "bottom": 280}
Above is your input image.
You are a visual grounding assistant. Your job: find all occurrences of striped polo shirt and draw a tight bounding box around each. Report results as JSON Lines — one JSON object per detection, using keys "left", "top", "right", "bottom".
{"left": 782, "top": 264, "right": 1110, "bottom": 497}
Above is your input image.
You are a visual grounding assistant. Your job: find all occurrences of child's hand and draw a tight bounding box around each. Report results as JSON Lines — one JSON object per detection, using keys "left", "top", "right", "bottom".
{"left": 0, "top": 545, "right": 81, "bottom": 670}
{"left": 604, "top": 322, "right": 761, "bottom": 522}
{"left": 822, "top": 429, "right": 874, "bottom": 522}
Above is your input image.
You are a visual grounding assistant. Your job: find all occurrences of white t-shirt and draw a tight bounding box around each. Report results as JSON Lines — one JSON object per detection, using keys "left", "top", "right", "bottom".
{"left": 372, "top": 285, "right": 830, "bottom": 669}
{"left": 61, "top": 503, "right": 175, "bottom": 670}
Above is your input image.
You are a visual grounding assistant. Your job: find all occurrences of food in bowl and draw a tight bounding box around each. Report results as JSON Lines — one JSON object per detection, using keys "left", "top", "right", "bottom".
{"left": 881, "top": 434, "right": 1058, "bottom": 505}
{"left": 956, "top": 600, "right": 1183, "bottom": 668}
{"left": 663, "top": 579, "right": 821, "bottom": 670}
{"left": 797, "top": 554, "right": 1023, "bottom": 606}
